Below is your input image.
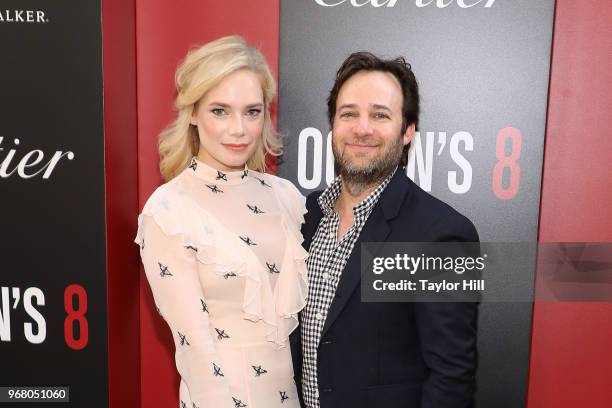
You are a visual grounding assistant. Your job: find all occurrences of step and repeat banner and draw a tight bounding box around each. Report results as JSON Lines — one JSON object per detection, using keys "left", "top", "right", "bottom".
{"left": 0, "top": 0, "right": 108, "bottom": 405}
{"left": 0, "top": 0, "right": 556, "bottom": 406}
{"left": 277, "top": 0, "right": 554, "bottom": 406}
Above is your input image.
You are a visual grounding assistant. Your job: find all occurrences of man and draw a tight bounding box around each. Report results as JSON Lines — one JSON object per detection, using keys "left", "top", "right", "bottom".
{"left": 290, "top": 52, "right": 479, "bottom": 408}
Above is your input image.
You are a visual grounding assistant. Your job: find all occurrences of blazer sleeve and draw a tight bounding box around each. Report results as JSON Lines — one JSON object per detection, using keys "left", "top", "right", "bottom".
{"left": 415, "top": 213, "right": 479, "bottom": 408}
{"left": 139, "top": 215, "right": 235, "bottom": 408}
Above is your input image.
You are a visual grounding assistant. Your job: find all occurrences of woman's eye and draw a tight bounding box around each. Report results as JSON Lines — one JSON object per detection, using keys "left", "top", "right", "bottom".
{"left": 246, "top": 109, "right": 262, "bottom": 117}
{"left": 211, "top": 108, "right": 226, "bottom": 116}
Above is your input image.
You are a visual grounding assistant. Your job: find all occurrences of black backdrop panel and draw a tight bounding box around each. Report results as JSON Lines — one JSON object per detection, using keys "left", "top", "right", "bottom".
{"left": 278, "top": 1, "right": 554, "bottom": 407}
{"left": 0, "top": 0, "right": 107, "bottom": 406}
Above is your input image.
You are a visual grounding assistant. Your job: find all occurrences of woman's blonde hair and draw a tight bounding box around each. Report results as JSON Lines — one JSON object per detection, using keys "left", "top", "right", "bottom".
{"left": 158, "top": 35, "right": 281, "bottom": 181}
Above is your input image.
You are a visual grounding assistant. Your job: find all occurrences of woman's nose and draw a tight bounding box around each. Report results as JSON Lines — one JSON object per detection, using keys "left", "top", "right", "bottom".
{"left": 228, "top": 114, "right": 245, "bottom": 137}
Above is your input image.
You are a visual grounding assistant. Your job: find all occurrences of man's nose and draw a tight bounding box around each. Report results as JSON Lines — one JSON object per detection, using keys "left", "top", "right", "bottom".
{"left": 353, "top": 116, "right": 374, "bottom": 136}
{"left": 229, "top": 114, "right": 245, "bottom": 137}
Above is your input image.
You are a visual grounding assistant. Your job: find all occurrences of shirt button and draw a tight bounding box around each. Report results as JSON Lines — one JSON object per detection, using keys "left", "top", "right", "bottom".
{"left": 322, "top": 272, "right": 330, "bottom": 280}
{"left": 315, "top": 312, "right": 323, "bottom": 321}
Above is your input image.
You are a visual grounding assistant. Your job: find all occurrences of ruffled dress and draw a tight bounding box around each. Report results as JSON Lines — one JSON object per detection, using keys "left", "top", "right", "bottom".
{"left": 135, "top": 157, "right": 308, "bottom": 408}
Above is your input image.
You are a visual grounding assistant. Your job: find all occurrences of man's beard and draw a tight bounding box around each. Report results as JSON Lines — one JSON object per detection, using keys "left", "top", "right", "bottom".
{"left": 332, "top": 134, "right": 403, "bottom": 195}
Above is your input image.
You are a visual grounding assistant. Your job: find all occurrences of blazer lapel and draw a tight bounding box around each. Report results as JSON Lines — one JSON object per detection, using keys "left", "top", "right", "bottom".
{"left": 320, "top": 169, "right": 412, "bottom": 338}
{"left": 302, "top": 193, "right": 323, "bottom": 251}
{"left": 321, "top": 207, "right": 390, "bottom": 337}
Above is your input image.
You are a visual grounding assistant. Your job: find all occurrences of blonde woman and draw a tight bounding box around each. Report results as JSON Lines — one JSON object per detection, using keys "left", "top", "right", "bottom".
{"left": 135, "top": 36, "right": 307, "bottom": 408}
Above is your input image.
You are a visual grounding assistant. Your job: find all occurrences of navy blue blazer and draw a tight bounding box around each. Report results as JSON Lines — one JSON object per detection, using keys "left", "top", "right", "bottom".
{"left": 290, "top": 168, "right": 479, "bottom": 408}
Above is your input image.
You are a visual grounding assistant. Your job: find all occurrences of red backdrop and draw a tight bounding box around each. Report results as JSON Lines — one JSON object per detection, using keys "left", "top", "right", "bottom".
{"left": 103, "top": 0, "right": 139, "bottom": 406}
{"left": 528, "top": 1, "right": 612, "bottom": 407}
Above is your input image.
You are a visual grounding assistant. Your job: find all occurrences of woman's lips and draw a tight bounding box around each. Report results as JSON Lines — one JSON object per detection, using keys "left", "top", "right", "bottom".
{"left": 223, "top": 143, "right": 249, "bottom": 151}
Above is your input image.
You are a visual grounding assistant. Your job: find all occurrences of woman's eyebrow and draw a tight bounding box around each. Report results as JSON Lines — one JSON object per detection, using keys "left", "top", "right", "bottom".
{"left": 207, "top": 101, "right": 230, "bottom": 107}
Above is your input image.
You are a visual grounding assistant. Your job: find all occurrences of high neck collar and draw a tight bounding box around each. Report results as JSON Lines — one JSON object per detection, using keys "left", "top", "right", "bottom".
{"left": 187, "top": 157, "right": 249, "bottom": 185}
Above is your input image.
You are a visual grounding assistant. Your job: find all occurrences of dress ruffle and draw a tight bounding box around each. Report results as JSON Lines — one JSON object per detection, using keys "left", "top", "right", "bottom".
{"left": 268, "top": 176, "right": 308, "bottom": 346}
{"left": 134, "top": 174, "right": 308, "bottom": 348}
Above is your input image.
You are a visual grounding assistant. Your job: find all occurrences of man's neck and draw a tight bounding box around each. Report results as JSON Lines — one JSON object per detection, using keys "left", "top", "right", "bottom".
{"left": 335, "top": 178, "right": 379, "bottom": 215}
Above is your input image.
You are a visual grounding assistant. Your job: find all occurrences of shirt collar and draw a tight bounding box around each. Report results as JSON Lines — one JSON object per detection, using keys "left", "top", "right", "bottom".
{"left": 317, "top": 167, "right": 398, "bottom": 219}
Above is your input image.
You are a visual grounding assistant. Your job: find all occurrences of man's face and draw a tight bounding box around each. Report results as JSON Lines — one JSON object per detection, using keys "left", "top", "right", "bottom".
{"left": 332, "top": 70, "right": 414, "bottom": 186}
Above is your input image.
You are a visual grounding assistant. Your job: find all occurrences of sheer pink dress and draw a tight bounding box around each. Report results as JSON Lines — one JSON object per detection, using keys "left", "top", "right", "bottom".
{"left": 135, "top": 157, "right": 307, "bottom": 408}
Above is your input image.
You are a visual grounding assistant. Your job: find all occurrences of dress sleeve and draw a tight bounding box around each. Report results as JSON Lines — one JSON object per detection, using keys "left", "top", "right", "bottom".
{"left": 138, "top": 214, "right": 235, "bottom": 408}
{"left": 274, "top": 177, "right": 307, "bottom": 231}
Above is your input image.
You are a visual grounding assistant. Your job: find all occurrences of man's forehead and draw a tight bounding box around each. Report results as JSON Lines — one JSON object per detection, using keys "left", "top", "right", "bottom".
{"left": 337, "top": 71, "right": 403, "bottom": 107}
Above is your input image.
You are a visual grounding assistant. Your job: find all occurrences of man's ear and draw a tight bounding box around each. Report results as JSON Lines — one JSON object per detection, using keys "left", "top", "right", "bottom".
{"left": 403, "top": 123, "right": 416, "bottom": 146}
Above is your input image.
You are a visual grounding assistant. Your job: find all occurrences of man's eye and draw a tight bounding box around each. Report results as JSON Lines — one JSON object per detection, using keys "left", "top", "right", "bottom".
{"left": 340, "top": 111, "right": 356, "bottom": 118}
{"left": 246, "top": 109, "right": 262, "bottom": 117}
{"left": 374, "top": 112, "right": 390, "bottom": 119}
{"left": 211, "top": 108, "right": 226, "bottom": 116}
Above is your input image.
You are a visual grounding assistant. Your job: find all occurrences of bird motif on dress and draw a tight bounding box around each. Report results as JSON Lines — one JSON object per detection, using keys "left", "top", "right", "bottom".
{"left": 216, "top": 170, "right": 227, "bottom": 181}
{"left": 255, "top": 177, "right": 271, "bottom": 188}
{"left": 215, "top": 328, "right": 230, "bottom": 340}
{"left": 177, "top": 331, "right": 189, "bottom": 346}
{"left": 213, "top": 363, "right": 224, "bottom": 377}
{"left": 232, "top": 397, "right": 247, "bottom": 407}
{"left": 280, "top": 391, "right": 289, "bottom": 403}
{"left": 240, "top": 236, "right": 257, "bottom": 246}
{"left": 252, "top": 365, "right": 268, "bottom": 377}
{"left": 266, "top": 262, "right": 280, "bottom": 274}
{"left": 158, "top": 262, "right": 173, "bottom": 277}
{"left": 247, "top": 204, "right": 265, "bottom": 214}
{"left": 206, "top": 184, "right": 223, "bottom": 194}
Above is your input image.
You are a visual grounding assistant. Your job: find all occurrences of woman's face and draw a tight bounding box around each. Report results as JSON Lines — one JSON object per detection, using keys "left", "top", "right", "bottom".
{"left": 191, "top": 69, "right": 265, "bottom": 171}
